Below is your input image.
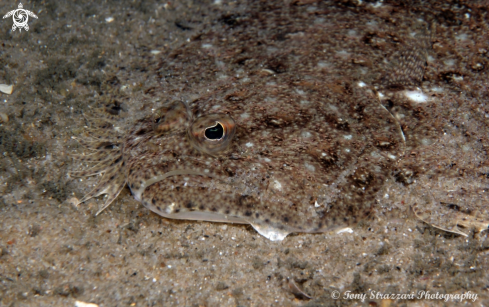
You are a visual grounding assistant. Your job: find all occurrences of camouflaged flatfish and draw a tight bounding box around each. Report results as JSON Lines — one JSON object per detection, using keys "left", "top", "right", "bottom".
{"left": 71, "top": 6, "right": 442, "bottom": 241}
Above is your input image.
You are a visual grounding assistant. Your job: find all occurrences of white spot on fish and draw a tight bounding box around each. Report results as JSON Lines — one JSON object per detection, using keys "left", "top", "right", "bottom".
{"left": 337, "top": 227, "right": 354, "bottom": 234}
{"left": 370, "top": 151, "right": 381, "bottom": 158}
{"left": 357, "top": 81, "right": 366, "bottom": 87}
{"left": 267, "top": 46, "right": 279, "bottom": 53}
{"left": 404, "top": 90, "right": 428, "bottom": 103}
{"left": 272, "top": 180, "right": 282, "bottom": 191}
{"left": 166, "top": 203, "right": 176, "bottom": 214}
{"left": 328, "top": 104, "right": 338, "bottom": 111}
{"left": 304, "top": 162, "right": 316, "bottom": 172}
{"left": 314, "top": 17, "right": 325, "bottom": 24}
{"left": 431, "top": 87, "right": 444, "bottom": 92}
{"left": 317, "top": 61, "right": 330, "bottom": 69}
{"left": 455, "top": 33, "right": 468, "bottom": 41}
{"left": 453, "top": 75, "right": 464, "bottom": 82}
{"left": 444, "top": 59, "right": 455, "bottom": 66}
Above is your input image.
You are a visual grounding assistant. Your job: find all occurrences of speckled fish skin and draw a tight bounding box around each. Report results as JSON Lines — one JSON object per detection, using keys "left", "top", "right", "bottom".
{"left": 73, "top": 3, "right": 437, "bottom": 241}
{"left": 76, "top": 86, "right": 405, "bottom": 240}
{"left": 124, "top": 87, "right": 404, "bottom": 240}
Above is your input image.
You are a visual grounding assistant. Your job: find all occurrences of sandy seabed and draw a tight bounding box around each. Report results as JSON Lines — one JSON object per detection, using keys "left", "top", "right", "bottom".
{"left": 1, "top": 1, "right": 489, "bottom": 306}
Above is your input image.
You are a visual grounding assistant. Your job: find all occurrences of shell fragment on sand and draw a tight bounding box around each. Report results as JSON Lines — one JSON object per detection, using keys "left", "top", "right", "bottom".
{"left": 0, "top": 84, "right": 13, "bottom": 94}
{"left": 75, "top": 301, "right": 99, "bottom": 307}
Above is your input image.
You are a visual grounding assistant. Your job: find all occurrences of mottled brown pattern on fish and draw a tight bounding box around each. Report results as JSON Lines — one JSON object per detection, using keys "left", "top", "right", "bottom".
{"left": 72, "top": 3, "right": 442, "bottom": 240}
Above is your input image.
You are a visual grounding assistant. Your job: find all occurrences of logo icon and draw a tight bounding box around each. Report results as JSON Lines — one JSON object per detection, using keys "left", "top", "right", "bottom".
{"left": 3, "top": 3, "right": 38, "bottom": 32}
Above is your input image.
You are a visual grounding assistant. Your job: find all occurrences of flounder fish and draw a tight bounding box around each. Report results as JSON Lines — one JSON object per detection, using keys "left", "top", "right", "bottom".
{"left": 72, "top": 5, "right": 486, "bottom": 240}
{"left": 74, "top": 88, "right": 403, "bottom": 241}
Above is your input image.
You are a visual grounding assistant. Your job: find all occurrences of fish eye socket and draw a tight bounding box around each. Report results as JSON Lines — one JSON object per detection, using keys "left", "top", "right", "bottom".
{"left": 188, "top": 114, "right": 236, "bottom": 155}
{"left": 152, "top": 101, "right": 189, "bottom": 133}
{"left": 204, "top": 123, "right": 224, "bottom": 140}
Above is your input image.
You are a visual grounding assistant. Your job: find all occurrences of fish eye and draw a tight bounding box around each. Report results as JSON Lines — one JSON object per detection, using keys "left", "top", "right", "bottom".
{"left": 188, "top": 114, "right": 236, "bottom": 155}
{"left": 152, "top": 101, "right": 190, "bottom": 133}
{"left": 204, "top": 123, "right": 224, "bottom": 140}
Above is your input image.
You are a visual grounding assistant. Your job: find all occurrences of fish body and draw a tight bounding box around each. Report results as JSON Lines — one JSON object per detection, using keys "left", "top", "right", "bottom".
{"left": 73, "top": 4, "right": 437, "bottom": 240}
{"left": 75, "top": 84, "right": 405, "bottom": 241}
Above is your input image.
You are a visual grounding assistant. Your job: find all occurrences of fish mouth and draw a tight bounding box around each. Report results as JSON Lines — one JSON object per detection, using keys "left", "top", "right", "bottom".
{"left": 130, "top": 169, "right": 215, "bottom": 202}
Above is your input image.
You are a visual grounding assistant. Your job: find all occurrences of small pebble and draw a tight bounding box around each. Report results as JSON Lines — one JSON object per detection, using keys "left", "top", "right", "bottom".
{"left": 0, "top": 84, "right": 13, "bottom": 94}
{"left": 0, "top": 112, "right": 8, "bottom": 123}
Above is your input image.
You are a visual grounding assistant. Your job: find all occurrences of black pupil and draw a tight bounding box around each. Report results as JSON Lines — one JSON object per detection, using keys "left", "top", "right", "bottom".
{"left": 204, "top": 123, "right": 224, "bottom": 140}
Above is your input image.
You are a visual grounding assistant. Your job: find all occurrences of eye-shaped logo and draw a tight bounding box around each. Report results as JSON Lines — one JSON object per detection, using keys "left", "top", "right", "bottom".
{"left": 3, "top": 3, "right": 38, "bottom": 32}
